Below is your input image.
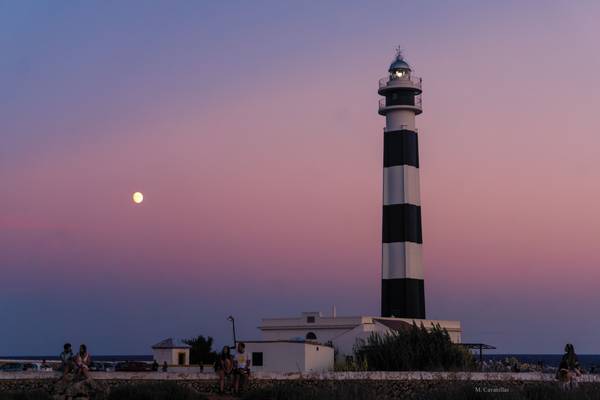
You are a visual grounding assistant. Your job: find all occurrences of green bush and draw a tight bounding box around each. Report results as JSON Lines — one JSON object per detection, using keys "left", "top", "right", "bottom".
{"left": 354, "top": 322, "right": 475, "bottom": 371}
{"left": 107, "top": 382, "right": 207, "bottom": 400}
{"left": 183, "top": 335, "right": 217, "bottom": 365}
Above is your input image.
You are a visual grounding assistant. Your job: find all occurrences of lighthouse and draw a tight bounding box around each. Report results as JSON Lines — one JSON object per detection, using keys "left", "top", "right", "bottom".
{"left": 378, "top": 51, "right": 425, "bottom": 319}
{"left": 252, "top": 51, "right": 465, "bottom": 365}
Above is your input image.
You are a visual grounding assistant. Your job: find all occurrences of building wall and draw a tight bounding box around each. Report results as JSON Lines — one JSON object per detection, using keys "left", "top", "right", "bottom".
{"left": 261, "top": 328, "right": 354, "bottom": 344}
{"left": 260, "top": 316, "right": 461, "bottom": 363}
{"left": 244, "top": 342, "right": 333, "bottom": 373}
{"left": 153, "top": 349, "right": 172, "bottom": 365}
{"left": 304, "top": 345, "right": 334, "bottom": 372}
{"left": 152, "top": 349, "right": 190, "bottom": 366}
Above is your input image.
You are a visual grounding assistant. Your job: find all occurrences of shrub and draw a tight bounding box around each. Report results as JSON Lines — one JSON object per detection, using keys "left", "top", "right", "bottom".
{"left": 107, "top": 382, "right": 207, "bottom": 400}
{"left": 183, "top": 335, "right": 217, "bottom": 365}
{"left": 354, "top": 322, "right": 475, "bottom": 371}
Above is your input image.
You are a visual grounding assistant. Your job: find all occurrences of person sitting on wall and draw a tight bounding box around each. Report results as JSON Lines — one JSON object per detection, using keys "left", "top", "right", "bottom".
{"left": 59, "top": 343, "right": 74, "bottom": 376}
{"left": 74, "top": 344, "right": 92, "bottom": 380}
{"left": 162, "top": 361, "right": 168, "bottom": 372}
{"left": 233, "top": 342, "right": 250, "bottom": 395}
{"left": 557, "top": 343, "right": 583, "bottom": 390}
{"left": 151, "top": 360, "right": 159, "bottom": 371}
{"left": 214, "top": 345, "right": 234, "bottom": 394}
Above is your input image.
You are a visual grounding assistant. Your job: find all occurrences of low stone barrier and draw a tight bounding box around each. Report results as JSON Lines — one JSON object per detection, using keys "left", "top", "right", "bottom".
{"left": 2, "top": 371, "right": 600, "bottom": 398}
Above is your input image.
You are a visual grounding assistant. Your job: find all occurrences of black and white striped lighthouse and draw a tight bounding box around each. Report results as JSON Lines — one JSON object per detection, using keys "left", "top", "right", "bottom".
{"left": 378, "top": 50, "right": 425, "bottom": 319}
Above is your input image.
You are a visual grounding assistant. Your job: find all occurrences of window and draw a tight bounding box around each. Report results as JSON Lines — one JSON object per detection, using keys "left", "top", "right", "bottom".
{"left": 306, "top": 332, "right": 317, "bottom": 340}
{"left": 307, "top": 316, "right": 315, "bottom": 323}
{"left": 178, "top": 352, "right": 186, "bottom": 365}
{"left": 252, "top": 352, "right": 263, "bottom": 367}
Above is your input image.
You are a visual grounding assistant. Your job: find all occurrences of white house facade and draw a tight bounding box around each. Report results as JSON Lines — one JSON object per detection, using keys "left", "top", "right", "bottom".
{"left": 243, "top": 340, "right": 333, "bottom": 373}
{"left": 258, "top": 311, "right": 461, "bottom": 361}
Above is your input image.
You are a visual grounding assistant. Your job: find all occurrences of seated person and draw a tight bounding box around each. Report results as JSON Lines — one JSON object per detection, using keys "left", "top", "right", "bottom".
{"left": 214, "top": 346, "right": 234, "bottom": 393}
{"left": 233, "top": 342, "right": 250, "bottom": 394}
{"left": 557, "top": 343, "right": 582, "bottom": 390}
{"left": 74, "top": 344, "right": 92, "bottom": 379}
{"left": 59, "top": 343, "right": 74, "bottom": 375}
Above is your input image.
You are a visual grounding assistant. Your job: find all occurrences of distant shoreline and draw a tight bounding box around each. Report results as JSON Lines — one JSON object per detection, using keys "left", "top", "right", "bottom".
{"left": 2, "top": 354, "right": 600, "bottom": 369}
{"left": 0, "top": 355, "right": 153, "bottom": 362}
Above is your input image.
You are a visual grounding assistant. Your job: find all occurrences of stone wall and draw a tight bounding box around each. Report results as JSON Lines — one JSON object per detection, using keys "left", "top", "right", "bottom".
{"left": 2, "top": 371, "right": 600, "bottom": 398}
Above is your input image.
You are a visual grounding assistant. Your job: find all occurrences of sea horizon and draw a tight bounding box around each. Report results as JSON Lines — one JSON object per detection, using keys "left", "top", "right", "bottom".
{"left": 3, "top": 354, "right": 600, "bottom": 370}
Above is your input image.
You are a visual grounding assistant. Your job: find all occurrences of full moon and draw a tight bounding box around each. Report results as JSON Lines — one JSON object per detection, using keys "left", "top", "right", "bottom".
{"left": 132, "top": 192, "right": 144, "bottom": 204}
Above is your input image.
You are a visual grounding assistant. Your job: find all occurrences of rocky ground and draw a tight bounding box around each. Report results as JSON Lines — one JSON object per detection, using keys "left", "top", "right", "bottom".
{"left": 51, "top": 375, "right": 110, "bottom": 400}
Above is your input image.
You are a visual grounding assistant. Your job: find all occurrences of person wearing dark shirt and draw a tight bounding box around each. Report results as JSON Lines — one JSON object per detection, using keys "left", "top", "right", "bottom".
{"left": 214, "top": 346, "right": 233, "bottom": 394}
{"left": 59, "top": 343, "right": 74, "bottom": 376}
{"left": 557, "top": 343, "right": 582, "bottom": 390}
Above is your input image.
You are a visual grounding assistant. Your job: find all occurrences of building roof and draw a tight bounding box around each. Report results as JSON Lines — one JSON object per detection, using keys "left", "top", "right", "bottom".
{"left": 242, "top": 340, "right": 333, "bottom": 348}
{"left": 460, "top": 343, "right": 497, "bottom": 350}
{"left": 260, "top": 313, "right": 461, "bottom": 332}
{"left": 151, "top": 338, "right": 191, "bottom": 349}
{"left": 374, "top": 318, "right": 412, "bottom": 331}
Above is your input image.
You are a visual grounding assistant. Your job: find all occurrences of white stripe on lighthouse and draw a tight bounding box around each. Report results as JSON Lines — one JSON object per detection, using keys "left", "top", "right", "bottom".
{"left": 382, "top": 242, "right": 423, "bottom": 280}
{"left": 383, "top": 165, "right": 421, "bottom": 206}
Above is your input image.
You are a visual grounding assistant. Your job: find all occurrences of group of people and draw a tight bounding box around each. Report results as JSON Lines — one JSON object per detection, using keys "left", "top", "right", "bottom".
{"left": 213, "top": 342, "right": 251, "bottom": 395}
{"left": 59, "top": 343, "right": 92, "bottom": 380}
{"left": 53, "top": 340, "right": 584, "bottom": 393}
{"left": 151, "top": 360, "right": 169, "bottom": 372}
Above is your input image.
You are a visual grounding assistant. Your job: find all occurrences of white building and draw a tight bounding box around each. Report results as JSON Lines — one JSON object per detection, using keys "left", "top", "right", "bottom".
{"left": 243, "top": 340, "right": 333, "bottom": 373}
{"left": 152, "top": 338, "right": 191, "bottom": 366}
{"left": 259, "top": 311, "right": 461, "bottom": 361}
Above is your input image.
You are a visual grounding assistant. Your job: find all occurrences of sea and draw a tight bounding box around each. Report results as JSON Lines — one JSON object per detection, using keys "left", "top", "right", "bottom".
{"left": 0, "top": 355, "right": 153, "bottom": 363}
{"left": 3, "top": 354, "right": 600, "bottom": 370}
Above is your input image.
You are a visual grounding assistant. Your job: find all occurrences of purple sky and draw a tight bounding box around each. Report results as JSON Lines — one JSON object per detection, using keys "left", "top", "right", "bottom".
{"left": 2, "top": 1, "right": 600, "bottom": 355}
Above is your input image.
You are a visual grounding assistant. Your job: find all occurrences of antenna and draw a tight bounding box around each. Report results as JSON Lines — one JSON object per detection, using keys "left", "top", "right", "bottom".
{"left": 394, "top": 45, "right": 404, "bottom": 60}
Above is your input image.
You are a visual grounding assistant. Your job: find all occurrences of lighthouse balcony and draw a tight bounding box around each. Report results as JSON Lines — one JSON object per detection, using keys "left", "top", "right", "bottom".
{"left": 378, "top": 75, "right": 422, "bottom": 95}
{"left": 378, "top": 96, "right": 422, "bottom": 115}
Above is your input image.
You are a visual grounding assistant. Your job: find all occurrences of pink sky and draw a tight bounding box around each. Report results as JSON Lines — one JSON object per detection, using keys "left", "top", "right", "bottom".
{"left": 2, "top": 1, "right": 600, "bottom": 355}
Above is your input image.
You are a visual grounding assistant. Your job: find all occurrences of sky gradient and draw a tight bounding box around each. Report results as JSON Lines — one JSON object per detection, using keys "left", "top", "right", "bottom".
{"left": 2, "top": 0, "right": 600, "bottom": 355}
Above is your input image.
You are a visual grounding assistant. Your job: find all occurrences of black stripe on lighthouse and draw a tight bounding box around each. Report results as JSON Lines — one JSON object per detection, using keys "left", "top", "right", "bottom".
{"left": 382, "top": 279, "right": 425, "bottom": 319}
{"left": 382, "top": 204, "right": 422, "bottom": 243}
{"left": 384, "top": 129, "right": 419, "bottom": 168}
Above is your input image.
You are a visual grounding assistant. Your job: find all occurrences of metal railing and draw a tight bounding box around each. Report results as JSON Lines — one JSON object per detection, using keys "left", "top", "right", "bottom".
{"left": 378, "top": 95, "right": 422, "bottom": 109}
{"left": 378, "top": 75, "right": 422, "bottom": 89}
{"left": 384, "top": 125, "right": 418, "bottom": 132}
